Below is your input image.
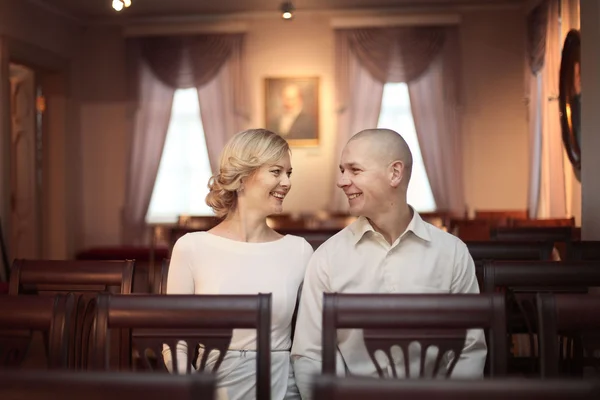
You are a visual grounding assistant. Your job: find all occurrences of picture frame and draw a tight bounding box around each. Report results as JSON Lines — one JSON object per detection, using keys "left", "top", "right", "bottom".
{"left": 265, "top": 76, "right": 319, "bottom": 147}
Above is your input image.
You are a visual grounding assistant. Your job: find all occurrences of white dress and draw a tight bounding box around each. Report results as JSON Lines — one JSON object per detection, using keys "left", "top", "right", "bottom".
{"left": 163, "top": 232, "right": 313, "bottom": 400}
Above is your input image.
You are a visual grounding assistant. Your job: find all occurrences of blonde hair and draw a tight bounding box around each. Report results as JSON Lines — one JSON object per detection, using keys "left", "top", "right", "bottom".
{"left": 206, "top": 129, "right": 290, "bottom": 218}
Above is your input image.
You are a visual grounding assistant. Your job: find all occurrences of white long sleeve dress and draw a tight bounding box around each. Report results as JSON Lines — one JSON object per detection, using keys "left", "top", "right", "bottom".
{"left": 163, "top": 232, "right": 313, "bottom": 400}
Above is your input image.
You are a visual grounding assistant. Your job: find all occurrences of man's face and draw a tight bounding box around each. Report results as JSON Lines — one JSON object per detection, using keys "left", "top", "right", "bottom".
{"left": 336, "top": 138, "right": 391, "bottom": 219}
{"left": 282, "top": 85, "right": 302, "bottom": 112}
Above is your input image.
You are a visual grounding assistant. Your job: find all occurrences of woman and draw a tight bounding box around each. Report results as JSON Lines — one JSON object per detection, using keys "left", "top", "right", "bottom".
{"left": 164, "top": 129, "right": 313, "bottom": 400}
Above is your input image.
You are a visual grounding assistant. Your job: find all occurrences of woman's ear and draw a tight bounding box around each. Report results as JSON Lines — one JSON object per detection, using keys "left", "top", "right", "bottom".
{"left": 389, "top": 160, "right": 404, "bottom": 188}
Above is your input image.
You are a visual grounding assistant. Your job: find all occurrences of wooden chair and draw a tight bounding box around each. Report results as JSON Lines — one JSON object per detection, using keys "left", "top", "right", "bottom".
{"left": 152, "top": 258, "right": 169, "bottom": 294}
{"left": 92, "top": 293, "right": 272, "bottom": 400}
{"left": 9, "top": 259, "right": 136, "bottom": 370}
{"left": 567, "top": 241, "right": 600, "bottom": 261}
{"left": 467, "top": 241, "right": 554, "bottom": 262}
{"left": 510, "top": 217, "right": 576, "bottom": 228}
{"left": 450, "top": 219, "right": 494, "bottom": 241}
{"left": 312, "top": 375, "right": 600, "bottom": 400}
{"left": 537, "top": 293, "right": 600, "bottom": 378}
{"left": 490, "top": 227, "right": 575, "bottom": 244}
{"left": 0, "top": 293, "right": 75, "bottom": 369}
{"left": 322, "top": 293, "right": 507, "bottom": 378}
{"left": 482, "top": 261, "right": 600, "bottom": 375}
{"left": 0, "top": 370, "right": 215, "bottom": 400}
{"left": 9, "top": 259, "right": 135, "bottom": 295}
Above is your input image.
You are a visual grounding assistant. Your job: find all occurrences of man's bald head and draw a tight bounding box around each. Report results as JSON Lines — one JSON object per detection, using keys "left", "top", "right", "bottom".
{"left": 348, "top": 128, "right": 413, "bottom": 182}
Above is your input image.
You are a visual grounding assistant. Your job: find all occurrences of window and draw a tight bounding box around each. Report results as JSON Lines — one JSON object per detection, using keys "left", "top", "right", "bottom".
{"left": 146, "top": 88, "right": 215, "bottom": 224}
{"left": 377, "top": 82, "right": 436, "bottom": 212}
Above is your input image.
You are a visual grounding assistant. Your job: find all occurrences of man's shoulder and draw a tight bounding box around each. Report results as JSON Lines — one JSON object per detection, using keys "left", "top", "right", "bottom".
{"left": 313, "top": 225, "right": 356, "bottom": 257}
{"left": 419, "top": 219, "right": 469, "bottom": 252}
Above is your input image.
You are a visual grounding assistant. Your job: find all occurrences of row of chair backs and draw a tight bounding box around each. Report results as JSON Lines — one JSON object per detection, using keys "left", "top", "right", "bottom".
{"left": 312, "top": 375, "right": 600, "bottom": 400}
{"left": 322, "top": 293, "right": 507, "bottom": 378}
{"left": 0, "top": 370, "right": 215, "bottom": 400}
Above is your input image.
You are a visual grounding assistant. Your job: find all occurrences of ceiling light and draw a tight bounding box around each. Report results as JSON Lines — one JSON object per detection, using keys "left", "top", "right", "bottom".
{"left": 112, "top": 0, "right": 132, "bottom": 11}
{"left": 112, "top": 0, "right": 124, "bottom": 11}
{"left": 280, "top": 1, "right": 295, "bottom": 20}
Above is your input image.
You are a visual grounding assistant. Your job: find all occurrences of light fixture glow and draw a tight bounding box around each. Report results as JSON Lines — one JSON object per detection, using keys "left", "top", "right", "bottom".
{"left": 280, "top": 1, "right": 294, "bottom": 20}
{"left": 112, "top": 0, "right": 124, "bottom": 11}
{"left": 123, "top": 0, "right": 132, "bottom": 7}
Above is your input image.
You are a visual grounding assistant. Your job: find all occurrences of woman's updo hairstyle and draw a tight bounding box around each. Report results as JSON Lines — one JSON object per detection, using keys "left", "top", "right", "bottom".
{"left": 206, "top": 129, "right": 290, "bottom": 218}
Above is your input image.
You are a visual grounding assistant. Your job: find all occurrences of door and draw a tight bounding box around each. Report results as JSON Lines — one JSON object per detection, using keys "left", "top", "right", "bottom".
{"left": 9, "top": 63, "right": 42, "bottom": 259}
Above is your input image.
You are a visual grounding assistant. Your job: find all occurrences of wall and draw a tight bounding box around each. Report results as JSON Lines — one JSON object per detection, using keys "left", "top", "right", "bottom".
{"left": 79, "top": 26, "right": 129, "bottom": 248}
{"left": 78, "top": 5, "right": 529, "bottom": 248}
{"left": 460, "top": 8, "right": 528, "bottom": 214}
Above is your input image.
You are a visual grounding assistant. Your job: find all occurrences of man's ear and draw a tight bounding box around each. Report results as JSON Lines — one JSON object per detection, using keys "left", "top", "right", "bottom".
{"left": 389, "top": 160, "right": 404, "bottom": 188}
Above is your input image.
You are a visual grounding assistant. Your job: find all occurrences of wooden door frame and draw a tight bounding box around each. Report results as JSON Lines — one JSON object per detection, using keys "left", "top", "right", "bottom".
{"left": 0, "top": 35, "right": 71, "bottom": 274}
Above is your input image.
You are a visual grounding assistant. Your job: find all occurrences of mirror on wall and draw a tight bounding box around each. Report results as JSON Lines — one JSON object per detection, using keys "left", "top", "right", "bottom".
{"left": 559, "top": 29, "right": 581, "bottom": 181}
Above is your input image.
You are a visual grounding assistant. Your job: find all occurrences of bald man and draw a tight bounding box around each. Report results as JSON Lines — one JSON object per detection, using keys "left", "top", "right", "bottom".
{"left": 291, "top": 129, "right": 486, "bottom": 399}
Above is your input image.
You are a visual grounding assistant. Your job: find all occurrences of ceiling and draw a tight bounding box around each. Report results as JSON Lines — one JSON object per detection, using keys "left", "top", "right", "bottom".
{"left": 33, "top": 0, "right": 526, "bottom": 22}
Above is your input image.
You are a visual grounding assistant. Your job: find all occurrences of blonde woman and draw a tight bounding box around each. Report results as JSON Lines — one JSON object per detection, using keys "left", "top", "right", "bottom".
{"left": 164, "top": 129, "right": 313, "bottom": 399}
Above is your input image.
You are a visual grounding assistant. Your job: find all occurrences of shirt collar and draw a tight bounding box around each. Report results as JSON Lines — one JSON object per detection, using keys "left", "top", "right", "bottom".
{"left": 348, "top": 207, "right": 432, "bottom": 245}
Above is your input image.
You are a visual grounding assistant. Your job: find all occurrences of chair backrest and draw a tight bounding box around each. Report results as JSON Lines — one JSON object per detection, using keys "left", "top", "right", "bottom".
{"left": 322, "top": 293, "right": 506, "bottom": 378}
{"left": 312, "top": 375, "right": 600, "bottom": 400}
{"left": 93, "top": 293, "right": 272, "bottom": 399}
{"left": 482, "top": 261, "right": 600, "bottom": 293}
{"left": 151, "top": 258, "right": 170, "bottom": 294}
{"left": 537, "top": 293, "right": 600, "bottom": 378}
{"left": 490, "top": 227, "right": 575, "bottom": 243}
{"left": 466, "top": 241, "right": 554, "bottom": 262}
{"left": 0, "top": 293, "right": 75, "bottom": 369}
{"left": 475, "top": 209, "right": 529, "bottom": 221}
{"left": 9, "top": 259, "right": 135, "bottom": 295}
{"left": 510, "top": 218, "right": 576, "bottom": 228}
{"left": 0, "top": 370, "right": 215, "bottom": 400}
{"left": 567, "top": 241, "right": 600, "bottom": 261}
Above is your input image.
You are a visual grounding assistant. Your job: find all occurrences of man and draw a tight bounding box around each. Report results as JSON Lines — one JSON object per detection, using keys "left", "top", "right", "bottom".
{"left": 291, "top": 128, "right": 486, "bottom": 399}
{"left": 268, "top": 83, "right": 316, "bottom": 140}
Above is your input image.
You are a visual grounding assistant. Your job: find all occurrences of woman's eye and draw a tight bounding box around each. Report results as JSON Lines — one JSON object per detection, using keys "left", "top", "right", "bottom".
{"left": 271, "top": 170, "right": 280, "bottom": 176}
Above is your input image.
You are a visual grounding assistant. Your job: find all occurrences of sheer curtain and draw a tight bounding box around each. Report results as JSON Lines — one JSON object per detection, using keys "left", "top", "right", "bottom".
{"left": 526, "top": 0, "right": 566, "bottom": 218}
{"left": 146, "top": 89, "right": 214, "bottom": 224}
{"left": 408, "top": 29, "right": 465, "bottom": 214}
{"left": 122, "top": 34, "right": 248, "bottom": 244}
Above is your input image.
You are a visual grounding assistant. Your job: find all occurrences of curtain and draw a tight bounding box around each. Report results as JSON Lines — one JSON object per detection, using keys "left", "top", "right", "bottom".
{"left": 408, "top": 28, "right": 465, "bottom": 214}
{"left": 198, "top": 35, "right": 249, "bottom": 174}
{"left": 122, "top": 34, "right": 248, "bottom": 244}
{"left": 122, "top": 60, "right": 175, "bottom": 245}
{"left": 526, "top": 0, "right": 566, "bottom": 218}
{"left": 331, "top": 31, "right": 384, "bottom": 211}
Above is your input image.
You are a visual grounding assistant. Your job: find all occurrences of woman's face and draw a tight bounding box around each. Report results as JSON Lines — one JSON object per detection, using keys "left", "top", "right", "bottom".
{"left": 239, "top": 153, "right": 292, "bottom": 217}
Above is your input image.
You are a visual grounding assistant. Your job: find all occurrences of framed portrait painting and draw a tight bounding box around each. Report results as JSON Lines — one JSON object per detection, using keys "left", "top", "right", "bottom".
{"left": 265, "top": 76, "right": 319, "bottom": 146}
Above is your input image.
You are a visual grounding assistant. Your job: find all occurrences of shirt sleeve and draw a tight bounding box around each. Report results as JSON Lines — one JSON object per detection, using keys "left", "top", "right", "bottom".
{"left": 449, "top": 241, "right": 487, "bottom": 378}
{"left": 162, "top": 235, "right": 195, "bottom": 373}
{"left": 291, "top": 247, "right": 330, "bottom": 400}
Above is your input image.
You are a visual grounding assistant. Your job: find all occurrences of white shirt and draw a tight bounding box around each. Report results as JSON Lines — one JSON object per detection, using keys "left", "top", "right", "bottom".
{"left": 164, "top": 232, "right": 313, "bottom": 399}
{"left": 291, "top": 211, "right": 486, "bottom": 399}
